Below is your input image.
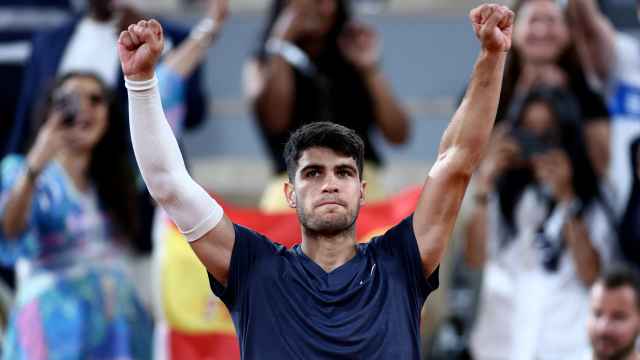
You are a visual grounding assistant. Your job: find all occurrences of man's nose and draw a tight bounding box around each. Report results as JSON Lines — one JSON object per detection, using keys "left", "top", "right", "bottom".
{"left": 321, "top": 174, "right": 339, "bottom": 193}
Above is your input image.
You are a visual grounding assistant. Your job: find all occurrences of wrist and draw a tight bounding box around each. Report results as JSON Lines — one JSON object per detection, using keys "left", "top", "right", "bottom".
{"left": 24, "top": 159, "right": 43, "bottom": 183}
{"left": 125, "top": 71, "right": 155, "bottom": 82}
{"left": 189, "top": 17, "right": 219, "bottom": 44}
{"left": 265, "top": 38, "right": 314, "bottom": 75}
{"left": 125, "top": 74, "right": 158, "bottom": 91}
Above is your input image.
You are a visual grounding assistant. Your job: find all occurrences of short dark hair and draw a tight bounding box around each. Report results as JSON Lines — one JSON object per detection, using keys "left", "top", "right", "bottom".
{"left": 597, "top": 264, "right": 640, "bottom": 310}
{"left": 283, "top": 122, "right": 365, "bottom": 182}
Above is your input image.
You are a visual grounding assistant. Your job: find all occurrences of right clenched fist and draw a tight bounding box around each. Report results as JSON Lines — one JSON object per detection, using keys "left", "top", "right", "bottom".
{"left": 118, "top": 19, "right": 164, "bottom": 81}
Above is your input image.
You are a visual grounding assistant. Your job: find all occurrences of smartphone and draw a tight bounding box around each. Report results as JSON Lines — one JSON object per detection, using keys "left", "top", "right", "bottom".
{"left": 52, "top": 92, "right": 80, "bottom": 126}
{"left": 509, "top": 128, "right": 556, "bottom": 160}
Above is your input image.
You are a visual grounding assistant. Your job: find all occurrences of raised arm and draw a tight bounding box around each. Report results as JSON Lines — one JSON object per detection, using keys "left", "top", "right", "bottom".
{"left": 118, "top": 19, "right": 235, "bottom": 285}
{"left": 413, "top": 4, "right": 514, "bottom": 276}
{"left": 567, "top": 0, "right": 617, "bottom": 84}
{"left": 162, "top": 0, "right": 227, "bottom": 79}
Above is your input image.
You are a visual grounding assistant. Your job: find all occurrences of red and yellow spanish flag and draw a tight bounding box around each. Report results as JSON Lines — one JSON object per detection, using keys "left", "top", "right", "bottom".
{"left": 154, "top": 186, "right": 422, "bottom": 359}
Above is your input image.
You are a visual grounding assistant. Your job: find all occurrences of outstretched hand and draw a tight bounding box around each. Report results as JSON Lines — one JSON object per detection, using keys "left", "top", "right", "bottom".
{"left": 118, "top": 19, "right": 164, "bottom": 81}
{"left": 469, "top": 4, "right": 514, "bottom": 53}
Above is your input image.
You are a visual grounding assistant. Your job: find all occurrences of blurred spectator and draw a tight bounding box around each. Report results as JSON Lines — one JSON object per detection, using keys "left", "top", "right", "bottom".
{"left": 568, "top": 0, "right": 640, "bottom": 268}
{"left": 0, "top": 0, "right": 79, "bottom": 158}
{"left": 499, "top": 0, "right": 610, "bottom": 179}
{"left": 244, "top": 0, "right": 410, "bottom": 212}
{"left": 0, "top": 0, "right": 81, "bottom": 292}
{"left": 464, "top": 87, "right": 616, "bottom": 359}
{"left": 586, "top": 264, "right": 640, "bottom": 360}
{"left": 8, "top": 0, "right": 207, "bottom": 156}
{"left": 619, "top": 138, "right": 640, "bottom": 272}
{"left": 0, "top": 72, "right": 153, "bottom": 358}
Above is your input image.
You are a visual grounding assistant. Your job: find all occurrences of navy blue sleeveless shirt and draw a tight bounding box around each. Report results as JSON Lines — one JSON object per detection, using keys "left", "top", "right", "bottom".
{"left": 208, "top": 215, "right": 439, "bottom": 359}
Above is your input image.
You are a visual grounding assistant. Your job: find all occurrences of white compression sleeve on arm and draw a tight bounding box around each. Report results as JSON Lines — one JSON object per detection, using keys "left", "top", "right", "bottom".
{"left": 126, "top": 75, "right": 223, "bottom": 242}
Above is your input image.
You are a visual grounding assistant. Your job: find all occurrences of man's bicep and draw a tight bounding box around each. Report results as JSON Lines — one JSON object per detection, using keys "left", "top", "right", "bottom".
{"left": 413, "top": 155, "right": 471, "bottom": 275}
{"left": 190, "top": 215, "right": 236, "bottom": 286}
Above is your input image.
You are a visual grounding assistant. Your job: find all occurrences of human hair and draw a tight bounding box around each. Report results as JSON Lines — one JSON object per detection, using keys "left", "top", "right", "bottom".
{"left": 29, "top": 71, "right": 138, "bottom": 243}
{"left": 497, "top": 0, "right": 583, "bottom": 122}
{"left": 283, "top": 121, "right": 364, "bottom": 182}
{"left": 255, "top": 0, "right": 351, "bottom": 60}
{"left": 597, "top": 264, "right": 640, "bottom": 310}
{"left": 497, "top": 86, "right": 603, "bottom": 231}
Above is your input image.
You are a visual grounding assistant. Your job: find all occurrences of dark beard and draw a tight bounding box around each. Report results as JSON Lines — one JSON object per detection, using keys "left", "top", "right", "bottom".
{"left": 298, "top": 204, "right": 359, "bottom": 236}
{"left": 595, "top": 338, "right": 637, "bottom": 360}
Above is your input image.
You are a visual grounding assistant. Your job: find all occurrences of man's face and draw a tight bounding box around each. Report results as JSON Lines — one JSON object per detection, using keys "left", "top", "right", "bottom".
{"left": 286, "top": 147, "right": 365, "bottom": 235}
{"left": 588, "top": 283, "right": 640, "bottom": 360}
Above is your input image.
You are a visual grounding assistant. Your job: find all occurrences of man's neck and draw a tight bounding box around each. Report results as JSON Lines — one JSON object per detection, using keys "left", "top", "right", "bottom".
{"left": 300, "top": 228, "right": 357, "bottom": 273}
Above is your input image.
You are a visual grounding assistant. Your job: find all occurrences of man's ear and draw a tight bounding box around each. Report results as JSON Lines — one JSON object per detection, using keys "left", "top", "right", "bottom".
{"left": 284, "top": 181, "right": 296, "bottom": 208}
{"left": 360, "top": 180, "right": 367, "bottom": 203}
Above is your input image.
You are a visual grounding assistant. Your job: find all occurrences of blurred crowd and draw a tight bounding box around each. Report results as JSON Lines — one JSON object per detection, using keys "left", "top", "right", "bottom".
{"left": 0, "top": 0, "right": 639, "bottom": 359}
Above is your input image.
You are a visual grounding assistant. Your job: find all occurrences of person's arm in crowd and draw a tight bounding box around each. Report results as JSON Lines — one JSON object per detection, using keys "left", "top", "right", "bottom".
{"left": 1, "top": 112, "right": 67, "bottom": 238}
{"left": 162, "top": 0, "right": 227, "bottom": 78}
{"left": 565, "top": 216, "right": 601, "bottom": 285}
{"left": 118, "top": 19, "right": 235, "bottom": 286}
{"left": 567, "top": 0, "right": 617, "bottom": 84}
{"left": 338, "top": 23, "right": 409, "bottom": 144}
{"left": 413, "top": 4, "right": 514, "bottom": 276}
{"left": 532, "top": 149, "right": 602, "bottom": 285}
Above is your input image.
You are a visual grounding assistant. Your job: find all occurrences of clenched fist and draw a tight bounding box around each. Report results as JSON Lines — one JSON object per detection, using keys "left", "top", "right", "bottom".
{"left": 118, "top": 19, "right": 164, "bottom": 81}
{"left": 469, "top": 4, "right": 514, "bottom": 53}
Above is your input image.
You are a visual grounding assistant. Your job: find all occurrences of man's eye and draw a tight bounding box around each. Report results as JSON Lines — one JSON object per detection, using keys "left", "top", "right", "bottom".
{"left": 306, "top": 170, "right": 319, "bottom": 177}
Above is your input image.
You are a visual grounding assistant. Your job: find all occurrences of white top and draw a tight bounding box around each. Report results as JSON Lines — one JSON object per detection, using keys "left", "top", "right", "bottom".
{"left": 470, "top": 187, "right": 615, "bottom": 360}
{"left": 606, "top": 33, "right": 640, "bottom": 217}
{"left": 58, "top": 17, "right": 120, "bottom": 86}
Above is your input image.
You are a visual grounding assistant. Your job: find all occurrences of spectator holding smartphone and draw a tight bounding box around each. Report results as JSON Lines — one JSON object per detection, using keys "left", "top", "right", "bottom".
{"left": 0, "top": 72, "right": 153, "bottom": 358}
{"left": 465, "top": 87, "right": 616, "bottom": 359}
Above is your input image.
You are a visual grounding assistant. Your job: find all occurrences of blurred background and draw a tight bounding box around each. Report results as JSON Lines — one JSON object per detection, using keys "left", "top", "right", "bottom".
{"left": 1, "top": 0, "right": 640, "bottom": 359}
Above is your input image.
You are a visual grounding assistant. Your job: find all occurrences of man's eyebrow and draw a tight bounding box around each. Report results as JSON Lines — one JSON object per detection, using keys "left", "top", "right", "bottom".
{"left": 300, "top": 164, "right": 323, "bottom": 172}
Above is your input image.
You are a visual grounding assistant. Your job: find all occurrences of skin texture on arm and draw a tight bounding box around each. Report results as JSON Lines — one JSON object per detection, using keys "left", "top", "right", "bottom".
{"left": 118, "top": 19, "right": 235, "bottom": 285}
{"left": 567, "top": 0, "right": 617, "bottom": 84}
{"left": 413, "top": 4, "right": 514, "bottom": 277}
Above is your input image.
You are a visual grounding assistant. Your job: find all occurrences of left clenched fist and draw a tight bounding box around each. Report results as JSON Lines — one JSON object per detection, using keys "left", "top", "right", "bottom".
{"left": 469, "top": 4, "right": 514, "bottom": 54}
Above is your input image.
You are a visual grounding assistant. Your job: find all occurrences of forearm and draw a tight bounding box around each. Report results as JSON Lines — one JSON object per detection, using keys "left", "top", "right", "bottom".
{"left": 127, "top": 75, "right": 222, "bottom": 241}
{"left": 568, "top": 0, "right": 616, "bottom": 81}
{"left": 565, "top": 218, "right": 601, "bottom": 286}
{"left": 439, "top": 51, "right": 506, "bottom": 170}
{"left": 1, "top": 174, "right": 36, "bottom": 238}
{"left": 163, "top": 19, "right": 219, "bottom": 78}
{"left": 362, "top": 70, "right": 409, "bottom": 144}
{"left": 253, "top": 56, "right": 295, "bottom": 133}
